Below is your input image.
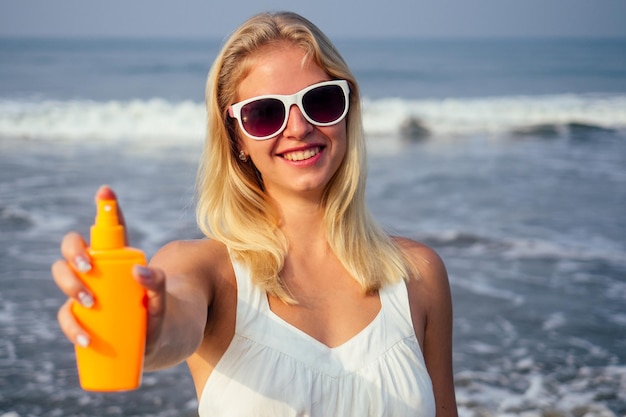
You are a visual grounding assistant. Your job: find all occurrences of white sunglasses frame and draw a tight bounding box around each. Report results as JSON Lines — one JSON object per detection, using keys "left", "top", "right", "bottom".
{"left": 228, "top": 79, "right": 350, "bottom": 141}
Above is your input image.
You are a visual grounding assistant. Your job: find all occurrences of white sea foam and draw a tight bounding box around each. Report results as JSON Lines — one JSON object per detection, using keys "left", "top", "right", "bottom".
{"left": 542, "top": 312, "right": 567, "bottom": 331}
{"left": 500, "top": 236, "right": 626, "bottom": 264}
{"left": 363, "top": 93, "right": 626, "bottom": 137}
{"left": 455, "top": 365, "right": 626, "bottom": 417}
{"left": 0, "top": 98, "right": 204, "bottom": 144}
{"left": 454, "top": 278, "right": 526, "bottom": 305}
{"left": 421, "top": 229, "right": 626, "bottom": 265}
{"left": 1, "top": 93, "right": 625, "bottom": 145}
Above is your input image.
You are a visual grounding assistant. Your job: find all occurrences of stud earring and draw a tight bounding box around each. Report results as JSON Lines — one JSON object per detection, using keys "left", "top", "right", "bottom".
{"left": 238, "top": 150, "right": 248, "bottom": 162}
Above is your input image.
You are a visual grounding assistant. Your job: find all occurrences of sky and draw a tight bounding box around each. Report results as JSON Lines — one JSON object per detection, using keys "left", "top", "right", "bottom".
{"left": 1, "top": 0, "right": 626, "bottom": 39}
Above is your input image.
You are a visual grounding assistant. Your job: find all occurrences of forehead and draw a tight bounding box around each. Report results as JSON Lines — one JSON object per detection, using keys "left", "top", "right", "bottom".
{"left": 236, "top": 43, "right": 328, "bottom": 100}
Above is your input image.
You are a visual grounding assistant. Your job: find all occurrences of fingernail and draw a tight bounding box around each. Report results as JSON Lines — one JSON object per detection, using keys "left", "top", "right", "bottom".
{"left": 76, "top": 333, "right": 90, "bottom": 348}
{"left": 133, "top": 265, "right": 152, "bottom": 280}
{"left": 74, "top": 256, "right": 92, "bottom": 273}
{"left": 77, "top": 291, "right": 95, "bottom": 308}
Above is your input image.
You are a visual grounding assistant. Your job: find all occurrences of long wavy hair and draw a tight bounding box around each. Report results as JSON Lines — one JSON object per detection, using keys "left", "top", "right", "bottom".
{"left": 196, "top": 11, "right": 411, "bottom": 302}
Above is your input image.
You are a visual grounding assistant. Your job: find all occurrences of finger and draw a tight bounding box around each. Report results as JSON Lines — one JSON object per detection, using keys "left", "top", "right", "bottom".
{"left": 133, "top": 265, "right": 166, "bottom": 352}
{"left": 60, "top": 232, "right": 92, "bottom": 273}
{"left": 51, "top": 259, "right": 95, "bottom": 308}
{"left": 95, "top": 184, "right": 118, "bottom": 202}
{"left": 58, "top": 299, "right": 91, "bottom": 347}
{"left": 95, "top": 185, "right": 128, "bottom": 244}
{"left": 133, "top": 265, "right": 166, "bottom": 317}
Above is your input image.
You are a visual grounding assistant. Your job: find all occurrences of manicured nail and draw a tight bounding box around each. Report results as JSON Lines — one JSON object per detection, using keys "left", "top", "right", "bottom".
{"left": 76, "top": 333, "right": 90, "bottom": 348}
{"left": 77, "top": 291, "right": 95, "bottom": 308}
{"left": 133, "top": 265, "right": 154, "bottom": 285}
{"left": 74, "top": 256, "right": 92, "bottom": 273}
{"left": 133, "top": 265, "right": 152, "bottom": 281}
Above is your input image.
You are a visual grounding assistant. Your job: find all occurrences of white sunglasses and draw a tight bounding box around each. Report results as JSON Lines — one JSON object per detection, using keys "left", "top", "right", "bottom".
{"left": 228, "top": 80, "right": 350, "bottom": 140}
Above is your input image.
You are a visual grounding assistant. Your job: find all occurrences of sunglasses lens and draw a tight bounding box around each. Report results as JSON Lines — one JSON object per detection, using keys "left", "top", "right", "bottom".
{"left": 302, "top": 85, "right": 346, "bottom": 124}
{"left": 235, "top": 82, "right": 348, "bottom": 139}
{"left": 241, "top": 98, "right": 286, "bottom": 138}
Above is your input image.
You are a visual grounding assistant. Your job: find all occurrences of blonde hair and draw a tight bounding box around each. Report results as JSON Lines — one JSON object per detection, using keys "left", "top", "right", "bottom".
{"left": 196, "top": 11, "right": 411, "bottom": 302}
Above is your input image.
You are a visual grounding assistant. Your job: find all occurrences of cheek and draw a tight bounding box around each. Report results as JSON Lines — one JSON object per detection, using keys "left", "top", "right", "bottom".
{"left": 329, "top": 121, "right": 348, "bottom": 155}
{"left": 245, "top": 137, "right": 278, "bottom": 160}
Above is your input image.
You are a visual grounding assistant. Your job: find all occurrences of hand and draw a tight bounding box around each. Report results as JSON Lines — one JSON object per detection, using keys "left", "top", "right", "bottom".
{"left": 51, "top": 185, "right": 166, "bottom": 353}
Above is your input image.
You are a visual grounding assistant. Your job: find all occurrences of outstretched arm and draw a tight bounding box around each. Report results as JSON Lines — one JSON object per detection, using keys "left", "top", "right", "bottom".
{"left": 52, "top": 186, "right": 213, "bottom": 372}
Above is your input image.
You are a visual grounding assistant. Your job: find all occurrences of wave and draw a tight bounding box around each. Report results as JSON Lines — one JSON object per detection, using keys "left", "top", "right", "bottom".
{"left": 0, "top": 98, "right": 204, "bottom": 144}
{"left": 1, "top": 93, "right": 625, "bottom": 144}
{"left": 420, "top": 230, "right": 626, "bottom": 264}
{"left": 362, "top": 93, "right": 626, "bottom": 140}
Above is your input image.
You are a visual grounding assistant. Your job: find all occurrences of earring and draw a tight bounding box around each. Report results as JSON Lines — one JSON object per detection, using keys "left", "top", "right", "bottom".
{"left": 238, "top": 150, "right": 248, "bottom": 162}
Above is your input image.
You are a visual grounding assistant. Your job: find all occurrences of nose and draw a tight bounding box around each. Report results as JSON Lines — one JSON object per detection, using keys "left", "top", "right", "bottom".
{"left": 282, "top": 104, "right": 313, "bottom": 139}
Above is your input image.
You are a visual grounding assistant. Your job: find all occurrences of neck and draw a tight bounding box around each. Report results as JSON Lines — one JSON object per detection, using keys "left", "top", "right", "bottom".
{"left": 279, "top": 196, "right": 326, "bottom": 243}
{"left": 266, "top": 186, "right": 333, "bottom": 263}
{"left": 275, "top": 195, "right": 344, "bottom": 294}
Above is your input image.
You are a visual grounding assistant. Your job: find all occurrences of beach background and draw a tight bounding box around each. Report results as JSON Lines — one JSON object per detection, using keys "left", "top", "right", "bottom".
{"left": 1, "top": 3, "right": 626, "bottom": 417}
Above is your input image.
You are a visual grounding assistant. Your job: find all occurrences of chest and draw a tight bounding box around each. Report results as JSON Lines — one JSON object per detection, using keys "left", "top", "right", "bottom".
{"left": 267, "top": 285, "right": 381, "bottom": 349}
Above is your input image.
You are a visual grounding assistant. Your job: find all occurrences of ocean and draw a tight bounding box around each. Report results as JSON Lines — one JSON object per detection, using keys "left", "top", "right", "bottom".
{"left": 1, "top": 37, "right": 625, "bottom": 416}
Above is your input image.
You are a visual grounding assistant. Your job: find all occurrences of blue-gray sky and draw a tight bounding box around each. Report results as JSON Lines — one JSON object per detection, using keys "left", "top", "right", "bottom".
{"left": 1, "top": 0, "right": 626, "bottom": 39}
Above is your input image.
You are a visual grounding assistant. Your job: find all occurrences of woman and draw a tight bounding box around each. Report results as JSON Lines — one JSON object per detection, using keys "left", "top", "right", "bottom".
{"left": 52, "top": 11, "right": 457, "bottom": 417}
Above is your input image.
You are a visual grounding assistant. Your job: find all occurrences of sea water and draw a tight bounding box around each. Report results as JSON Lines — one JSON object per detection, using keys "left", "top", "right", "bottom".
{"left": 1, "top": 38, "right": 625, "bottom": 416}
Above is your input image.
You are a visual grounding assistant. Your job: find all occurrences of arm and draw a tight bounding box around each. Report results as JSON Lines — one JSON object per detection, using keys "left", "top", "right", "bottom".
{"left": 397, "top": 238, "right": 458, "bottom": 417}
{"left": 52, "top": 186, "right": 216, "bottom": 372}
{"left": 141, "top": 240, "right": 214, "bottom": 371}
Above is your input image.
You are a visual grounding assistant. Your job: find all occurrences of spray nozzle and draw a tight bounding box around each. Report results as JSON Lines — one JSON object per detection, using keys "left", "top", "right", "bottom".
{"left": 91, "top": 200, "right": 125, "bottom": 250}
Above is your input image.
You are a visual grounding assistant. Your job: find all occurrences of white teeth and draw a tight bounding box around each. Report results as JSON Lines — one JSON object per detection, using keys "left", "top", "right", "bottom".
{"left": 283, "top": 147, "right": 320, "bottom": 161}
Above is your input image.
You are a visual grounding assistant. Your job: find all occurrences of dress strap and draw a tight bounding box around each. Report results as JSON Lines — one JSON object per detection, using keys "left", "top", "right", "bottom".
{"left": 379, "top": 279, "right": 416, "bottom": 337}
{"left": 230, "top": 257, "right": 266, "bottom": 333}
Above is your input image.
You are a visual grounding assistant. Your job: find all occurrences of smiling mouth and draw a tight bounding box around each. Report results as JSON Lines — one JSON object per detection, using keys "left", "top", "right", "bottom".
{"left": 281, "top": 146, "right": 322, "bottom": 162}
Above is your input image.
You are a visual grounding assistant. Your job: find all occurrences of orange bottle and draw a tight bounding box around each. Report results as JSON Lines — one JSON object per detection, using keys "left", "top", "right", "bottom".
{"left": 72, "top": 199, "right": 147, "bottom": 391}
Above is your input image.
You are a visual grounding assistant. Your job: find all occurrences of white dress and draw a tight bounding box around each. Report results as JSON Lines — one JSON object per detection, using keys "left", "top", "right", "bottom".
{"left": 198, "top": 259, "right": 436, "bottom": 417}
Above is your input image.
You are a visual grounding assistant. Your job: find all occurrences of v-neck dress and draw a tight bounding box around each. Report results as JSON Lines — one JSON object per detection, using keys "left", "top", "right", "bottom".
{"left": 198, "top": 259, "right": 435, "bottom": 417}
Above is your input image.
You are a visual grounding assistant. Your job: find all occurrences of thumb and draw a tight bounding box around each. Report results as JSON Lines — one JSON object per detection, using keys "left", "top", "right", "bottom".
{"left": 133, "top": 265, "right": 166, "bottom": 353}
{"left": 133, "top": 265, "right": 166, "bottom": 317}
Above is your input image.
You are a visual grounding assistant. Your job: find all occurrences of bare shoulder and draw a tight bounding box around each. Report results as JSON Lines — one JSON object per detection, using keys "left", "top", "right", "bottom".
{"left": 393, "top": 237, "right": 448, "bottom": 284}
{"left": 150, "top": 238, "right": 229, "bottom": 272}
{"left": 392, "top": 236, "right": 451, "bottom": 315}
{"left": 149, "top": 238, "right": 232, "bottom": 304}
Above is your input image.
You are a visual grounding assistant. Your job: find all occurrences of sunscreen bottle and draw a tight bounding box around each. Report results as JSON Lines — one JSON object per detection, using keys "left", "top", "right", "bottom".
{"left": 72, "top": 199, "right": 147, "bottom": 391}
